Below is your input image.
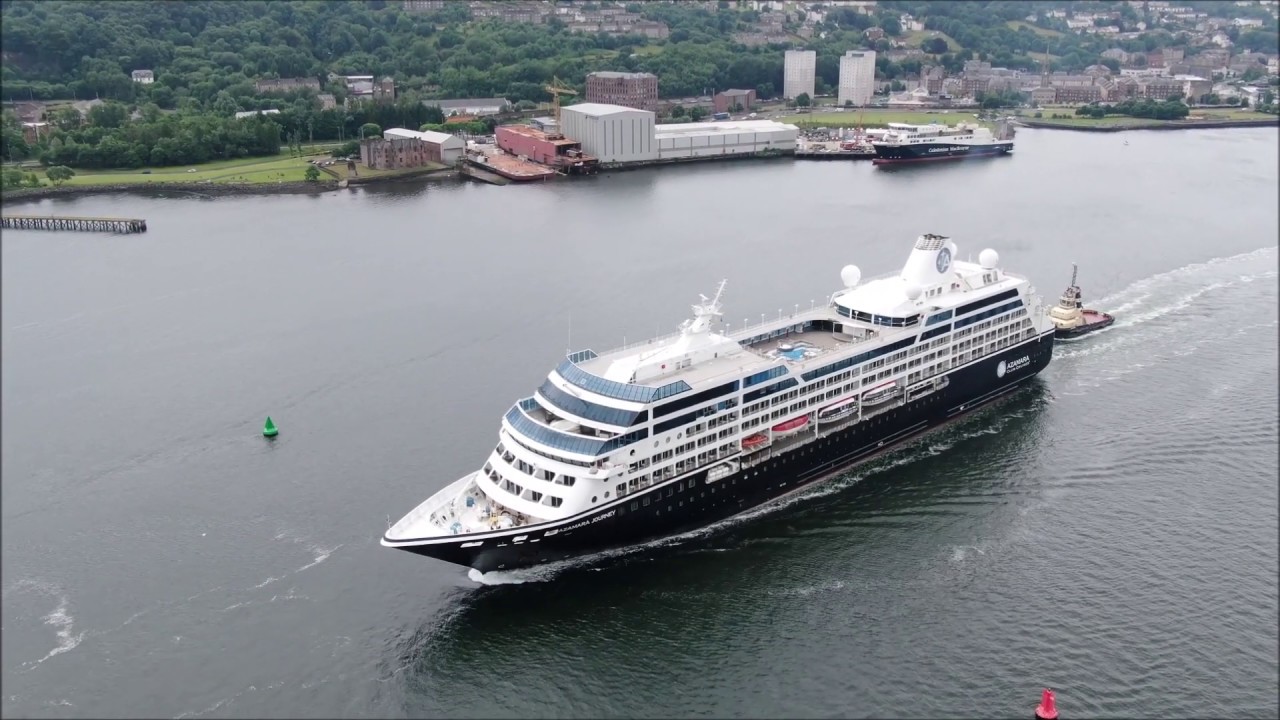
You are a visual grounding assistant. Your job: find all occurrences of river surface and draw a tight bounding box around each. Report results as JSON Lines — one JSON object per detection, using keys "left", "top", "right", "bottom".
{"left": 3, "top": 127, "right": 1277, "bottom": 719}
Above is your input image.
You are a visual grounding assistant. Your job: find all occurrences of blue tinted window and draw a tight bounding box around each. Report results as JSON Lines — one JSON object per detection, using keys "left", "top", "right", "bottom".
{"left": 555, "top": 359, "right": 691, "bottom": 403}
{"left": 920, "top": 324, "right": 951, "bottom": 341}
{"left": 926, "top": 310, "right": 953, "bottom": 326}
{"left": 538, "top": 380, "right": 645, "bottom": 427}
{"left": 653, "top": 380, "right": 739, "bottom": 418}
{"left": 505, "top": 403, "right": 648, "bottom": 457}
{"left": 743, "top": 366, "right": 788, "bottom": 388}
{"left": 955, "top": 289, "right": 1019, "bottom": 318}
{"left": 742, "top": 377, "right": 798, "bottom": 403}
{"left": 954, "top": 299, "right": 1023, "bottom": 329}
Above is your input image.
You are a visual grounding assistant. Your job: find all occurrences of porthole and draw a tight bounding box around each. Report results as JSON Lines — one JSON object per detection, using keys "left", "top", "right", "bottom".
{"left": 592, "top": 496, "right": 598, "bottom": 503}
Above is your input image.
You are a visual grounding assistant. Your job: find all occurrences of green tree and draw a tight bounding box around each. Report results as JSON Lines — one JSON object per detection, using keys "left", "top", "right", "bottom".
{"left": 3, "top": 166, "right": 25, "bottom": 189}
{"left": 359, "top": 122, "right": 381, "bottom": 138}
{"left": 45, "top": 165, "right": 75, "bottom": 187}
{"left": 688, "top": 106, "right": 707, "bottom": 121}
{"left": 923, "top": 37, "right": 949, "bottom": 55}
{"left": 304, "top": 164, "right": 321, "bottom": 182}
{"left": 796, "top": 92, "right": 812, "bottom": 107}
{"left": 87, "top": 102, "right": 129, "bottom": 129}
{"left": 330, "top": 140, "right": 360, "bottom": 157}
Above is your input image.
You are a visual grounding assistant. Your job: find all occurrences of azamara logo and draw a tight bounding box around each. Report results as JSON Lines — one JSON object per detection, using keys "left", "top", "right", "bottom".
{"left": 997, "top": 355, "right": 1031, "bottom": 378}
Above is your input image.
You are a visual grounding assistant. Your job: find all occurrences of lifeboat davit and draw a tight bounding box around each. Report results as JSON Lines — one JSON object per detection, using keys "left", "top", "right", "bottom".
{"left": 817, "top": 396, "right": 859, "bottom": 422}
{"left": 771, "top": 415, "right": 810, "bottom": 436}
{"left": 861, "top": 381, "right": 901, "bottom": 406}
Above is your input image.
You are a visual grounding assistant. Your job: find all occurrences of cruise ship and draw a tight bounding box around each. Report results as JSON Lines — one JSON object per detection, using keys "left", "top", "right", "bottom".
{"left": 382, "top": 234, "right": 1056, "bottom": 573}
{"left": 871, "top": 121, "right": 1014, "bottom": 165}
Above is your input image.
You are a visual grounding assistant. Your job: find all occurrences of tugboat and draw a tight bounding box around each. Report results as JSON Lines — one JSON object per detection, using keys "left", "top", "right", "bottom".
{"left": 1049, "top": 263, "right": 1115, "bottom": 339}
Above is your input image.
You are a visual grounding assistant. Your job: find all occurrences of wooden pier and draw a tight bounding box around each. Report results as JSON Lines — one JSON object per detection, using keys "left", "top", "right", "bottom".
{"left": 1, "top": 215, "right": 147, "bottom": 234}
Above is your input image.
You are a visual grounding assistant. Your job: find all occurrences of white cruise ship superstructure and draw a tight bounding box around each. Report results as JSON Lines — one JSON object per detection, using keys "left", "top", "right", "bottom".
{"left": 382, "top": 233, "right": 1056, "bottom": 572}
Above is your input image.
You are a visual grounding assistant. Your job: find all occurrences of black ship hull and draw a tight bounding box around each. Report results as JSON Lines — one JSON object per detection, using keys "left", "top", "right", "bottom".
{"left": 872, "top": 140, "right": 1014, "bottom": 165}
{"left": 386, "top": 331, "right": 1055, "bottom": 573}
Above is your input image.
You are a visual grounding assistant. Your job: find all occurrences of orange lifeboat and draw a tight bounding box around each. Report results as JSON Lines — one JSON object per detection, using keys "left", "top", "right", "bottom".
{"left": 771, "top": 416, "right": 810, "bottom": 436}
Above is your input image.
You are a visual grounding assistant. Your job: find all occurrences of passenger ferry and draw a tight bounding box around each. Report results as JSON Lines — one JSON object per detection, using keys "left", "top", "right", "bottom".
{"left": 381, "top": 233, "right": 1056, "bottom": 573}
{"left": 872, "top": 120, "right": 1014, "bottom": 165}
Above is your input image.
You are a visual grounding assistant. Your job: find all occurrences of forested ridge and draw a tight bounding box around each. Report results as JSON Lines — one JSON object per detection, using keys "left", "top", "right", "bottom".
{"left": 9, "top": 0, "right": 1238, "bottom": 108}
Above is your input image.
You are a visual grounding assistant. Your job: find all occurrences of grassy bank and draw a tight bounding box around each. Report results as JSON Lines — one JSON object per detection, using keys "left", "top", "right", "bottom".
{"left": 1023, "top": 108, "right": 1277, "bottom": 129}
{"left": 781, "top": 109, "right": 988, "bottom": 128}
{"left": 53, "top": 147, "right": 342, "bottom": 187}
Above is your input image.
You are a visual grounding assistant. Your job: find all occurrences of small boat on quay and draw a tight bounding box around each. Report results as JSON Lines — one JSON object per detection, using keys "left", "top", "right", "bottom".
{"left": 1049, "top": 264, "right": 1115, "bottom": 339}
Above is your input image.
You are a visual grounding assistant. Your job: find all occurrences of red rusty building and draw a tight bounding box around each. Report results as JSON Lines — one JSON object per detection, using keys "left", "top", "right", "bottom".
{"left": 495, "top": 124, "right": 598, "bottom": 174}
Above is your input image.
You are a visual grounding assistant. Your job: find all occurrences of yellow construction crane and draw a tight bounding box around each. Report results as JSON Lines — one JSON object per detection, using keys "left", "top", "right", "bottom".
{"left": 544, "top": 77, "right": 577, "bottom": 125}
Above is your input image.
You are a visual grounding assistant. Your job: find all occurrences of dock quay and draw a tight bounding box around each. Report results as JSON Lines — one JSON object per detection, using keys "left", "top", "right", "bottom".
{"left": 794, "top": 141, "right": 875, "bottom": 160}
{"left": 466, "top": 152, "right": 556, "bottom": 183}
{"left": 460, "top": 164, "right": 510, "bottom": 186}
{"left": 2, "top": 214, "right": 147, "bottom": 234}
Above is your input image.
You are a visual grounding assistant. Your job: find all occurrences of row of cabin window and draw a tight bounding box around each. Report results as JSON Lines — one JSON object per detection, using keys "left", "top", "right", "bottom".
{"left": 621, "top": 442, "right": 735, "bottom": 496}
{"left": 492, "top": 443, "right": 580, "bottom": 487}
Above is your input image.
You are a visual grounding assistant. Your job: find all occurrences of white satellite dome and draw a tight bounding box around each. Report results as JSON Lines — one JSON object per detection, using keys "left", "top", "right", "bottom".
{"left": 904, "top": 283, "right": 923, "bottom": 302}
{"left": 840, "top": 264, "right": 862, "bottom": 288}
{"left": 979, "top": 248, "right": 999, "bottom": 269}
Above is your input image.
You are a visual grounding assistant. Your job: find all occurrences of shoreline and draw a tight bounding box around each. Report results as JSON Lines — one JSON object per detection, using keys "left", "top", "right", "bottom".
{"left": 3, "top": 117, "right": 1274, "bottom": 204}
{"left": 0, "top": 167, "right": 461, "bottom": 205}
{"left": 1015, "top": 117, "right": 1279, "bottom": 133}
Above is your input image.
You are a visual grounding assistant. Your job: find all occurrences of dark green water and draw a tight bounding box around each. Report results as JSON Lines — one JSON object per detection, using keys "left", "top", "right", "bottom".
{"left": 3, "top": 127, "right": 1277, "bottom": 719}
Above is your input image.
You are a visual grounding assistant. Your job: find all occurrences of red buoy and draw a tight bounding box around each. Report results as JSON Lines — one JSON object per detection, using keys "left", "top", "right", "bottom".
{"left": 1035, "top": 688, "right": 1059, "bottom": 720}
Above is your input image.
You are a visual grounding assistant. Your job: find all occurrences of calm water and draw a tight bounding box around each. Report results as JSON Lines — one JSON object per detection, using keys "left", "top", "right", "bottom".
{"left": 3, "top": 127, "right": 1277, "bottom": 719}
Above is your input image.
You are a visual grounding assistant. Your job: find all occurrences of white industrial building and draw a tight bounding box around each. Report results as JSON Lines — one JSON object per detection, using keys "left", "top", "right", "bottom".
{"left": 654, "top": 120, "right": 799, "bottom": 161}
{"left": 838, "top": 49, "right": 877, "bottom": 107}
{"left": 784, "top": 49, "right": 817, "bottom": 100}
{"left": 559, "top": 103, "right": 656, "bottom": 164}
{"left": 560, "top": 103, "right": 798, "bottom": 166}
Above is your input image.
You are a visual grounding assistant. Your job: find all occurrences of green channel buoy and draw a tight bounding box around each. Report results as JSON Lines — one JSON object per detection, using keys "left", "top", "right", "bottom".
{"left": 263, "top": 416, "right": 278, "bottom": 437}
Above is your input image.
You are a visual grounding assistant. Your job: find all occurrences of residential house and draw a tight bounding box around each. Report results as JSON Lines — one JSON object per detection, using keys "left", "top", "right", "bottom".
{"left": 714, "top": 88, "right": 757, "bottom": 113}
{"left": 422, "top": 98, "right": 511, "bottom": 116}
{"left": 256, "top": 77, "right": 321, "bottom": 94}
{"left": 131, "top": 69, "right": 154, "bottom": 84}
{"left": 1102, "top": 48, "right": 1133, "bottom": 63}
{"left": 402, "top": 0, "right": 446, "bottom": 10}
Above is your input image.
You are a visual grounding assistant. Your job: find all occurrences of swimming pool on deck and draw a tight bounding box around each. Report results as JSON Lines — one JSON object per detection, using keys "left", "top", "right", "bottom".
{"left": 770, "top": 341, "right": 823, "bottom": 362}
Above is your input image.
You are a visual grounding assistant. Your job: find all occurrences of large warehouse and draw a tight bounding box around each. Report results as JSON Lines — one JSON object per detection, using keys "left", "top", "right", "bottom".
{"left": 559, "top": 103, "right": 798, "bottom": 166}
{"left": 654, "top": 119, "right": 798, "bottom": 161}
{"left": 558, "top": 103, "right": 656, "bottom": 164}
